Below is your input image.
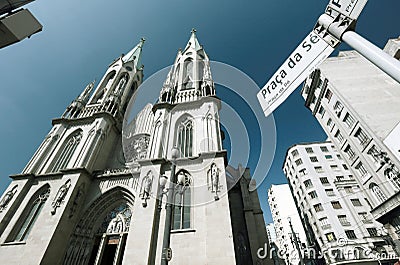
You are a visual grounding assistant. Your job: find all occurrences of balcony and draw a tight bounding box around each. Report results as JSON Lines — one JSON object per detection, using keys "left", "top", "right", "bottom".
{"left": 321, "top": 224, "right": 331, "bottom": 230}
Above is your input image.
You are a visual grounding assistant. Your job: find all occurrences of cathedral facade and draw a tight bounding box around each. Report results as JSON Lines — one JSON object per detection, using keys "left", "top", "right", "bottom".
{"left": 0, "top": 31, "right": 270, "bottom": 265}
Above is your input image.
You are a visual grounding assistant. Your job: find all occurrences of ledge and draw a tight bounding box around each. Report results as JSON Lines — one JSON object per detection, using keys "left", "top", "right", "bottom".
{"left": 1, "top": 241, "right": 26, "bottom": 246}
{"left": 171, "top": 229, "right": 196, "bottom": 234}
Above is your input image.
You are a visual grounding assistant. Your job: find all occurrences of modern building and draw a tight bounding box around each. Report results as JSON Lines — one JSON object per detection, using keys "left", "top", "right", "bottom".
{"left": 301, "top": 37, "right": 400, "bottom": 254}
{"left": 268, "top": 184, "right": 308, "bottom": 265}
{"left": 266, "top": 223, "right": 277, "bottom": 244}
{"left": 284, "top": 141, "right": 394, "bottom": 264}
{"left": 0, "top": 32, "right": 271, "bottom": 265}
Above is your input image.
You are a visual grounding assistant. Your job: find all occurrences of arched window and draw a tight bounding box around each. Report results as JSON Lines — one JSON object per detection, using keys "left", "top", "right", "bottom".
{"left": 177, "top": 119, "right": 193, "bottom": 158}
{"left": 182, "top": 59, "right": 193, "bottom": 89}
{"left": 369, "top": 183, "right": 387, "bottom": 204}
{"left": 52, "top": 130, "right": 83, "bottom": 172}
{"left": 172, "top": 171, "right": 192, "bottom": 230}
{"left": 8, "top": 186, "right": 50, "bottom": 242}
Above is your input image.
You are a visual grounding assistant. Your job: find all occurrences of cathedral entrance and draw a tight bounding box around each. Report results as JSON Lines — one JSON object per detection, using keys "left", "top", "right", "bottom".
{"left": 63, "top": 196, "right": 133, "bottom": 265}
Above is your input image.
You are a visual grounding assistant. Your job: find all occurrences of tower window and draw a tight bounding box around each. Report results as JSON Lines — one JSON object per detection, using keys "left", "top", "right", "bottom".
{"left": 173, "top": 171, "right": 192, "bottom": 230}
{"left": 177, "top": 119, "right": 193, "bottom": 158}
{"left": 8, "top": 187, "right": 50, "bottom": 242}
{"left": 51, "top": 130, "right": 83, "bottom": 172}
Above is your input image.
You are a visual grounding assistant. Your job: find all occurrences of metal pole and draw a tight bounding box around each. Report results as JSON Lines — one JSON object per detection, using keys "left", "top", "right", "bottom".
{"left": 161, "top": 161, "right": 177, "bottom": 265}
{"left": 288, "top": 218, "right": 304, "bottom": 265}
{"left": 342, "top": 31, "right": 400, "bottom": 84}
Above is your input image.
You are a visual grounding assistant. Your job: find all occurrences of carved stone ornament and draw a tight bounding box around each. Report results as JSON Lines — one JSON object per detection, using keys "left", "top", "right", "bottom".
{"left": 69, "top": 183, "right": 85, "bottom": 219}
{"left": 140, "top": 171, "right": 153, "bottom": 208}
{"left": 207, "top": 163, "right": 221, "bottom": 200}
{"left": 52, "top": 179, "right": 72, "bottom": 215}
{"left": 0, "top": 185, "right": 17, "bottom": 212}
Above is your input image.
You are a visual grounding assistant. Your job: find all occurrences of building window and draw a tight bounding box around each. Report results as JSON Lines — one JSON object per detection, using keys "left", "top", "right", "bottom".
{"left": 306, "top": 147, "right": 314, "bottom": 154}
{"left": 369, "top": 183, "right": 387, "bottom": 204}
{"left": 359, "top": 212, "right": 372, "bottom": 224}
{"left": 326, "top": 232, "right": 336, "bottom": 242}
{"left": 9, "top": 187, "right": 50, "bottom": 242}
{"left": 320, "top": 217, "right": 330, "bottom": 229}
{"left": 291, "top": 149, "right": 299, "bottom": 157}
{"left": 333, "top": 101, "right": 343, "bottom": 116}
{"left": 325, "top": 189, "right": 335, "bottom": 196}
{"left": 367, "top": 228, "right": 378, "bottom": 237}
{"left": 344, "top": 145, "right": 356, "bottom": 161}
{"left": 337, "top": 154, "right": 342, "bottom": 160}
{"left": 355, "top": 162, "right": 368, "bottom": 178}
{"left": 351, "top": 199, "right": 362, "bottom": 207}
{"left": 338, "top": 215, "right": 350, "bottom": 226}
{"left": 354, "top": 128, "right": 369, "bottom": 147}
{"left": 343, "top": 113, "right": 355, "bottom": 128}
{"left": 177, "top": 119, "right": 193, "bottom": 158}
{"left": 308, "top": 191, "right": 318, "bottom": 199}
{"left": 345, "top": 230, "right": 357, "bottom": 239}
{"left": 336, "top": 176, "right": 345, "bottom": 182}
{"left": 304, "top": 179, "right": 313, "bottom": 189}
{"left": 324, "top": 89, "right": 333, "bottom": 102}
{"left": 310, "top": 156, "right": 318, "bottom": 163}
{"left": 295, "top": 158, "right": 303, "bottom": 166}
{"left": 315, "top": 166, "right": 324, "bottom": 173}
{"left": 325, "top": 155, "right": 333, "bottom": 160}
{"left": 320, "top": 146, "right": 329, "bottom": 152}
{"left": 318, "top": 106, "right": 325, "bottom": 117}
{"left": 331, "top": 165, "right": 340, "bottom": 171}
{"left": 327, "top": 118, "right": 334, "bottom": 128}
{"left": 331, "top": 201, "right": 342, "bottom": 209}
{"left": 343, "top": 164, "right": 348, "bottom": 170}
{"left": 314, "top": 203, "right": 323, "bottom": 212}
{"left": 299, "top": 168, "right": 307, "bottom": 176}
{"left": 344, "top": 186, "right": 353, "bottom": 193}
{"left": 320, "top": 177, "right": 330, "bottom": 185}
{"left": 52, "top": 130, "right": 83, "bottom": 172}
{"left": 334, "top": 130, "right": 344, "bottom": 143}
{"left": 173, "top": 171, "right": 192, "bottom": 230}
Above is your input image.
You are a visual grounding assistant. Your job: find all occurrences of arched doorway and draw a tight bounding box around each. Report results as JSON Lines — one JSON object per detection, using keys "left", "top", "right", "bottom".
{"left": 62, "top": 188, "right": 134, "bottom": 265}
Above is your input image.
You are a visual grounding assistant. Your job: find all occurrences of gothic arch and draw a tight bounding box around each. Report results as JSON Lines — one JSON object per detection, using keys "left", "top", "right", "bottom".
{"left": 50, "top": 129, "right": 83, "bottom": 172}
{"left": 62, "top": 187, "right": 135, "bottom": 265}
{"left": 6, "top": 184, "right": 50, "bottom": 242}
{"left": 175, "top": 114, "right": 195, "bottom": 158}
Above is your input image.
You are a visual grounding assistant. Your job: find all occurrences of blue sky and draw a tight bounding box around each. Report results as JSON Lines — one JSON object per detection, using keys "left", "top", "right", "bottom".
{"left": 0, "top": 0, "right": 399, "bottom": 224}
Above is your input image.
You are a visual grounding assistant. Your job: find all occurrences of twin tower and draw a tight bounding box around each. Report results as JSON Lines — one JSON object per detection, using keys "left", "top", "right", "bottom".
{"left": 0, "top": 31, "right": 270, "bottom": 265}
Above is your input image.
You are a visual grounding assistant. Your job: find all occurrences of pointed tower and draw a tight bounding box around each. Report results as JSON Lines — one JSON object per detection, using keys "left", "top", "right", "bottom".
{"left": 159, "top": 29, "right": 215, "bottom": 104}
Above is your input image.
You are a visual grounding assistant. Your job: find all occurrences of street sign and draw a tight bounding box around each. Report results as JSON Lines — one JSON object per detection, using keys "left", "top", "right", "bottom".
{"left": 257, "top": 32, "right": 334, "bottom": 117}
{"left": 328, "top": 0, "right": 368, "bottom": 20}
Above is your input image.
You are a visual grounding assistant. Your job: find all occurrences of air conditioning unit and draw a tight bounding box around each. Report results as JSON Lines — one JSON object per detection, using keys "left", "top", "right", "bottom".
{"left": 0, "top": 9, "right": 42, "bottom": 49}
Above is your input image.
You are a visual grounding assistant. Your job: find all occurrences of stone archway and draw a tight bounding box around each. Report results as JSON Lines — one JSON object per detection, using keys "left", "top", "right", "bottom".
{"left": 62, "top": 187, "right": 134, "bottom": 265}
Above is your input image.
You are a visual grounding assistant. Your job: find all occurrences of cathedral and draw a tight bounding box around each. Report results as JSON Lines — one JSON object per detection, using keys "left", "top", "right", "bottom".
{"left": 0, "top": 31, "right": 271, "bottom": 265}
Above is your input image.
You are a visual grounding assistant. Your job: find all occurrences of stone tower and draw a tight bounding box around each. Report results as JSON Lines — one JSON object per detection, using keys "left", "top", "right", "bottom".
{"left": 0, "top": 32, "right": 270, "bottom": 265}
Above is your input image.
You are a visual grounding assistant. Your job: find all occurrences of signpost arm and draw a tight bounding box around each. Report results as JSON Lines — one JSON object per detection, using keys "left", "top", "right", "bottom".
{"left": 342, "top": 31, "right": 400, "bottom": 83}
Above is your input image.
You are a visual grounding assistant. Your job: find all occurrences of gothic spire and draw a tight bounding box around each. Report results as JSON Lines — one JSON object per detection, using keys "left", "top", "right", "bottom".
{"left": 159, "top": 30, "right": 215, "bottom": 104}
{"left": 122, "top": 37, "right": 145, "bottom": 69}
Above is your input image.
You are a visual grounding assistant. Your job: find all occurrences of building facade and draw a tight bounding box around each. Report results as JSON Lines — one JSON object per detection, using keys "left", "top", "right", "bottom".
{"left": 268, "top": 184, "right": 309, "bottom": 265}
{"left": 0, "top": 32, "right": 271, "bottom": 265}
{"left": 284, "top": 142, "right": 394, "bottom": 264}
{"left": 301, "top": 37, "right": 400, "bottom": 254}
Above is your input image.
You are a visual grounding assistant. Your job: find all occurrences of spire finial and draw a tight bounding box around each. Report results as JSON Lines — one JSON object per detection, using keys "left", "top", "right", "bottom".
{"left": 140, "top": 37, "right": 146, "bottom": 44}
{"left": 191, "top": 28, "right": 197, "bottom": 34}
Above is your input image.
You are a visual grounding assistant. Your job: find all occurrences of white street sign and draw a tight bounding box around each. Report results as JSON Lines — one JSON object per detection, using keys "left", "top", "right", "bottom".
{"left": 328, "top": 0, "right": 368, "bottom": 20}
{"left": 257, "top": 32, "right": 334, "bottom": 117}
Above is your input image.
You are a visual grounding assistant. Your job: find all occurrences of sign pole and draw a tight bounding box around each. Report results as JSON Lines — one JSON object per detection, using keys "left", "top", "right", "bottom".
{"left": 341, "top": 31, "right": 400, "bottom": 84}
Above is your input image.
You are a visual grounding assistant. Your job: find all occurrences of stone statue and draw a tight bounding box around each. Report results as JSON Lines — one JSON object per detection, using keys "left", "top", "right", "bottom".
{"left": 52, "top": 179, "right": 71, "bottom": 215}
{"left": 0, "top": 185, "right": 17, "bottom": 212}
